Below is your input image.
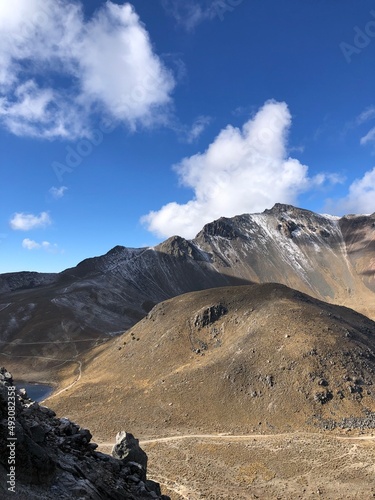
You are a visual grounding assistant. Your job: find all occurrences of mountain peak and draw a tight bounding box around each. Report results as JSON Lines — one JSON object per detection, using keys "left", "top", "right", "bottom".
{"left": 155, "top": 235, "right": 206, "bottom": 261}
{"left": 106, "top": 245, "right": 127, "bottom": 255}
{"left": 263, "top": 203, "right": 314, "bottom": 217}
{"left": 197, "top": 216, "right": 242, "bottom": 240}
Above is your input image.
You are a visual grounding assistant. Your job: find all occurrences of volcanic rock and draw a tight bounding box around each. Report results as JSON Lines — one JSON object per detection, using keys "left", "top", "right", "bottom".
{"left": 0, "top": 368, "right": 169, "bottom": 499}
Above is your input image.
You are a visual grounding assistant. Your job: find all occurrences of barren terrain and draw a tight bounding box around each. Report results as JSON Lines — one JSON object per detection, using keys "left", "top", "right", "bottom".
{"left": 2, "top": 205, "right": 375, "bottom": 384}
{"left": 41, "top": 283, "right": 375, "bottom": 498}
{"left": 99, "top": 432, "right": 375, "bottom": 499}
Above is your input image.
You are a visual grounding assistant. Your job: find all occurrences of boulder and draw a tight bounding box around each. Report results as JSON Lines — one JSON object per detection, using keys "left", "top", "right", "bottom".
{"left": 0, "top": 367, "right": 170, "bottom": 499}
{"left": 112, "top": 431, "right": 148, "bottom": 480}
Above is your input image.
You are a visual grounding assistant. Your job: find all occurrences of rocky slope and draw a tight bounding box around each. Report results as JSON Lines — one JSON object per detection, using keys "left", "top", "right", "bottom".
{"left": 1, "top": 204, "right": 375, "bottom": 380}
{"left": 49, "top": 284, "right": 375, "bottom": 439}
{"left": 0, "top": 368, "right": 169, "bottom": 499}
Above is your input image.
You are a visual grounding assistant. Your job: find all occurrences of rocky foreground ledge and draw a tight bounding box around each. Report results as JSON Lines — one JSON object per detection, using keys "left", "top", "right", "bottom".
{"left": 0, "top": 368, "right": 170, "bottom": 499}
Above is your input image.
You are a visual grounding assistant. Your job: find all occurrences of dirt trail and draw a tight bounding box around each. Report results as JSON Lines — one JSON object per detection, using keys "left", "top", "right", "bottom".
{"left": 96, "top": 431, "right": 375, "bottom": 500}
{"left": 96, "top": 431, "right": 375, "bottom": 449}
{"left": 43, "top": 360, "right": 82, "bottom": 400}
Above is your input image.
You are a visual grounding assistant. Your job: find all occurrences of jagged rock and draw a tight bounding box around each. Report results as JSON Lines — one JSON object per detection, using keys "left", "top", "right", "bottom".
{"left": 0, "top": 368, "right": 170, "bottom": 499}
{"left": 112, "top": 431, "right": 148, "bottom": 480}
{"left": 19, "top": 387, "right": 28, "bottom": 398}
{"left": 0, "top": 368, "right": 12, "bottom": 383}
{"left": 319, "top": 411, "right": 375, "bottom": 431}
{"left": 314, "top": 390, "right": 333, "bottom": 404}
{"left": 200, "top": 217, "right": 241, "bottom": 240}
{"left": 277, "top": 218, "right": 299, "bottom": 238}
{"left": 157, "top": 235, "right": 207, "bottom": 261}
{"left": 193, "top": 303, "right": 228, "bottom": 329}
{"left": 58, "top": 417, "right": 79, "bottom": 436}
{"left": 28, "top": 422, "right": 47, "bottom": 444}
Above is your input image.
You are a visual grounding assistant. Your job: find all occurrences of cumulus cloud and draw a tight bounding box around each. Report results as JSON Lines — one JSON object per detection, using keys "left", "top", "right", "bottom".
{"left": 326, "top": 167, "right": 375, "bottom": 215}
{"left": 9, "top": 212, "right": 51, "bottom": 231}
{"left": 49, "top": 186, "right": 67, "bottom": 199}
{"left": 22, "top": 238, "right": 59, "bottom": 252}
{"left": 22, "top": 238, "right": 42, "bottom": 250}
{"left": 0, "top": 0, "right": 175, "bottom": 139}
{"left": 142, "top": 100, "right": 322, "bottom": 239}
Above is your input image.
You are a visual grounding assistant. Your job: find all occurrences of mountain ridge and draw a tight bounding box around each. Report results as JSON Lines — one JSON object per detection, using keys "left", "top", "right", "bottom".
{"left": 1, "top": 204, "right": 375, "bottom": 381}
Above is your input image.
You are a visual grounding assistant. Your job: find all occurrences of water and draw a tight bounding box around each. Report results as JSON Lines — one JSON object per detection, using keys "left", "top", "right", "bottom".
{"left": 16, "top": 382, "right": 53, "bottom": 402}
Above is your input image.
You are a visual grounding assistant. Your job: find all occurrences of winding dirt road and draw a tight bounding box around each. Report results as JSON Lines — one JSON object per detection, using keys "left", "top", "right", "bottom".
{"left": 43, "top": 360, "right": 82, "bottom": 400}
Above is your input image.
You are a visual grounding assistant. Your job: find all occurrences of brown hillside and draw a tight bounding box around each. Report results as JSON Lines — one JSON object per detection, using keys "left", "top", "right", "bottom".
{"left": 49, "top": 283, "right": 375, "bottom": 441}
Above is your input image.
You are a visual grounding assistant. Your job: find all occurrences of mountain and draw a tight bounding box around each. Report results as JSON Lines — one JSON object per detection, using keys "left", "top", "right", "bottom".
{"left": 48, "top": 284, "right": 375, "bottom": 499}
{"left": 1, "top": 204, "right": 375, "bottom": 380}
{"left": 194, "top": 204, "right": 375, "bottom": 318}
{"left": 49, "top": 283, "right": 375, "bottom": 438}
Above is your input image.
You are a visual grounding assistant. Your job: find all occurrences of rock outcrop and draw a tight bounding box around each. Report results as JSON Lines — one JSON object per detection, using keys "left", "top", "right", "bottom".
{"left": 193, "top": 303, "right": 228, "bottom": 329}
{"left": 0, "top": 368, "right": 169, "bottom": 499}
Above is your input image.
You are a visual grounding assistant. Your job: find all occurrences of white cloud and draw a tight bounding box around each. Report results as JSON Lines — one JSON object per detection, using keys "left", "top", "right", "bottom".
{"left": 357, "top": 106, "right": 375, "bottom": 125}
{"left": 49, "top": 186, "right": 67, "bottom": 199}
{"left": 0, "top": 1, "right": 175, "bottom": 139}
{"left": 289, "top": 145, "right": 305, "bottom": 154}
{"left": 22, "top": 238, "right": 41, "bottom": 250}
{"left": 325, "top": 173, "right": 346, "bottom": 185}
{"left": 326, "top": 167, "right": 375, "bottom": 215}
{"left": 10, "top": 212, "right": 51, "bottom": 231}
{"left": 22, "top": 238, "right": 59, "bottom": 252}
{"left": 162, "top": 0, "right": 233, "bottom": 31}
{"left": 162, "top": 0, "right": 215, "bottom": 31}
{"left": 360, "top": 127, "right": 375, "bottom": 146}
{"left": 172, "top": 115, "right": 211, "bottom": 143}
{"left": 184, "top": 115, "right": 211, "bottom": 143}
{"left": 142, "top": 100, "right": 322, "bottom": 239}
{"left": 355, "top": 106, "right": 375, "bottom": 147}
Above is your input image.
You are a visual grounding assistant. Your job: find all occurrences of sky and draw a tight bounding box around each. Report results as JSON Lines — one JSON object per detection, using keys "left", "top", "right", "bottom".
{"left": 1, "top": 0, "right": 375, "bottom": 273}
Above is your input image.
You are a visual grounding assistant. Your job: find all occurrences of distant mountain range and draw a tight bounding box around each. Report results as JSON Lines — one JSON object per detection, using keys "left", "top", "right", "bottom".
{"left": 1, "top": 204, "right": 375, "bottom": 378}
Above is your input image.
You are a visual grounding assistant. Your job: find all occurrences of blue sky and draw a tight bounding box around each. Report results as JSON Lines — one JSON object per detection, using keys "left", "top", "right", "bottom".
{"left": 1, "top": 0, "right": 375, "bottom": 273}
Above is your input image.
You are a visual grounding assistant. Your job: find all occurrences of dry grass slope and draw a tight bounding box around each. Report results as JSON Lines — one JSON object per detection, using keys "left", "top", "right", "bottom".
{"left": 48, "top": 283, "right": 375, "bottom": 499}
{"left": 50, "top": 283, "right": 375, "bottom": 438}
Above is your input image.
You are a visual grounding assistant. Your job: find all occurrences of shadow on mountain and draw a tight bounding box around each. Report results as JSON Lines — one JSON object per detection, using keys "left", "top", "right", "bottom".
{"left": 2, "top": 203, "right": 375, "bottom": 381}
{"left": 0, "top": 247, "right": 253, "bottom": 381}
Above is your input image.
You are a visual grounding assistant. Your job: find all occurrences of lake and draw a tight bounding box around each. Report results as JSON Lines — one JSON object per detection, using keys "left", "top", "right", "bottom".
{"left": 16, "top": 382, "right": 53, "bottom": 402}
